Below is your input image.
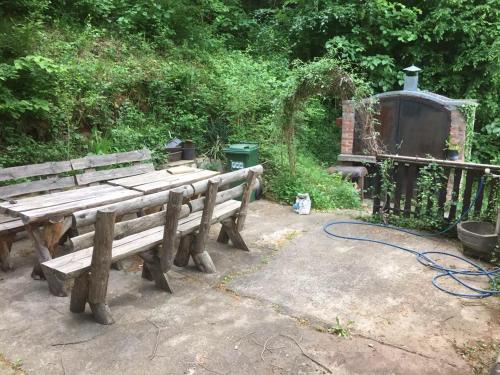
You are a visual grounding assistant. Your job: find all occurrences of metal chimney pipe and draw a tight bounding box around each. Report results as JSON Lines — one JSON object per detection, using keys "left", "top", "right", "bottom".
{"left": 403, "top": 65, "right": 422, "bottom": 91}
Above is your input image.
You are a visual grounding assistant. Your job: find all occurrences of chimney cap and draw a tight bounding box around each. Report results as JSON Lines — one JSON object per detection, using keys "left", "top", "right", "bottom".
{"left": 403, "top": 65, "right": 422, "bottom": 73}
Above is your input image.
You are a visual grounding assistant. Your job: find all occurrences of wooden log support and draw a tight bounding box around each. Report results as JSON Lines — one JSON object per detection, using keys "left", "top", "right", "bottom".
{"left": 191, "top": 252, "right": 216, "bottom": 274}
{"left": 88, "top": 209, "right": 116, "bottom": 325}
{"left": 160, "top": 188, "right": 184, "bottom": 272}
{"left": 70, "top": 273, "right": 89, "bottom": 313}
{"left": 236, "top": 170, "right": 257, "bottom": 232}
{"left": 0, "top": 234, "right": 15, "bottom": 271}
{"left": 26, "top": 223, "right": 69, "bottom": 296}
{"left": 141, "top": 263, "right": 153, "bottom": 281}
{"left": 43, "top": 216, "right": 73, "bottom": 258}
{"left": 138, "top": 250, "right": 173, "bottom": 293}
{"left": 174, "top": 234, "right": 193, "bottom": 267}
{"left": 0, "top": 240, "right": 11, "bottom": 271}
{"left": 217, "top": 227, "right": 230, "bottom": 244}
{"left": 220, "top": 217, "right": 249, "bottom": 251}
{"left": 192, "top": 178, "right": 220, "bottom": 273}
{"left": 35, "top": 216, "right": 72, "bottom": 295}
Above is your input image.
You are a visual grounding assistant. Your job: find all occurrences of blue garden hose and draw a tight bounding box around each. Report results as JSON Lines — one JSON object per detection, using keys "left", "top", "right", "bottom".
{"left": 323, "top": 178, "right": 500, "bottom": 298}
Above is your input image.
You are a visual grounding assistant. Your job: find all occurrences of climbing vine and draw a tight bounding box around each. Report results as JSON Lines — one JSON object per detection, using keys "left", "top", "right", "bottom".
{"left": 414, "top": 162, "right": 447, "bottom": 229}
{"left": 380, "top": 158, "right": 395, "bottom": 202}
{"left": 458, "top": 103, "right": 478, "bottom": 161}
{"left": 279, "top": 56, "right": 380, "bottom": 174}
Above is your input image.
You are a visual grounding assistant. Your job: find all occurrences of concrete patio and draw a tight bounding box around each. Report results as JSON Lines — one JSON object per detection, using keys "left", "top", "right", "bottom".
{"left": 0, "top": 200, "right": 498, "bottom": 374}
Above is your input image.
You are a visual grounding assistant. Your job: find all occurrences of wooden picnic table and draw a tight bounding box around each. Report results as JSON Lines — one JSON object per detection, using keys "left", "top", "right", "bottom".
{"left": 0, "top": 184, "right": 143, "bottom": 296}
{"left": 107, "top": 168, "right": 220, "bottom": 194}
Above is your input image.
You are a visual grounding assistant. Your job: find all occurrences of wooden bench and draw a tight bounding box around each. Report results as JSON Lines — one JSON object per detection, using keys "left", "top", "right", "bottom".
{"left": 70, "top": 149, "right": 154, "bottom": 186}
{"left": 41, "top": 166, "right": 263, "bottom": 324}
{"left": 0, "top": 160, "right": 76, "bottom": 271}
{"left": 0, "top": 149, "right": 153, "bottom": 272}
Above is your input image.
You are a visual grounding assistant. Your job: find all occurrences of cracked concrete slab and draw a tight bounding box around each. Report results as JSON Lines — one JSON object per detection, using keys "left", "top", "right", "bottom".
{"left": 0, "top": 200, "right": 498, "bottom": 374}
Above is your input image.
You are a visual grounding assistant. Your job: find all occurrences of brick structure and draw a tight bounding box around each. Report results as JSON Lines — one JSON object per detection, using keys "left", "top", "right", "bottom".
{"left": 341, "top": 101, "right": 355, "bottom": 154}
{"left": 339, "top": 92, "right": 476, "bottom": 161}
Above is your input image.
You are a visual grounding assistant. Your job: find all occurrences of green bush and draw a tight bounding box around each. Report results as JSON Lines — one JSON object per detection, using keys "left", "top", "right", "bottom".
{"left": 265, "top": 148, "right": 360, "bottom": 210}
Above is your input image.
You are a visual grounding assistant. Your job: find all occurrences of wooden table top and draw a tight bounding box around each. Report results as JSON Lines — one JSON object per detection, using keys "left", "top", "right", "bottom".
{"left": 0, "top": 184, "right": 143, "bottom": 224}
{"left": 108, "top": 168, "right": 220, "bottom": 194}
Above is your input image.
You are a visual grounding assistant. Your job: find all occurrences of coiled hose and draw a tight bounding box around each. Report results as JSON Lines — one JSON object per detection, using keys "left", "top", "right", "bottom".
{"left": 323, "top": 178, "right": 500, "bottom": 298}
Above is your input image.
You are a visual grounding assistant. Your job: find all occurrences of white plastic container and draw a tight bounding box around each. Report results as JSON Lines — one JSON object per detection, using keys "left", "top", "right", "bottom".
{"left": 293, "top": 193, "right": 311, "bottom": 215}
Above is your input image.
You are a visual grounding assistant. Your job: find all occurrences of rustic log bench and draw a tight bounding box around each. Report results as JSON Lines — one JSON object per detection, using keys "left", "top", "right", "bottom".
{"left": 0, "top": 149, "right": 153, "bottom": 273}
{"left": 41, "top": 166, "right": 262, "bottom": 324}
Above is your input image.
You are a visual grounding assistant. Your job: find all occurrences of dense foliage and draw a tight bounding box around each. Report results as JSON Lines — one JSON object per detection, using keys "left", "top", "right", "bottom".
{"left": 0, "top": 0, "right": 498, "bottom": 209}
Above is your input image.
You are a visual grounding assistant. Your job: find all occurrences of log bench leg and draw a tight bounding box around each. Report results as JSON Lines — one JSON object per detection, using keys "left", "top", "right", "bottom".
{"left": 141, "top": 262, "right": 153, "bottom": 281}
{"left": 69, "top": 210, "right": 116, "bottom": 324}
{"left": 0, "top": 234, "right": 15, "bottom": 272}
{"left": 191, "top": 249, "right": 216, "bottom": 274}
{"left": 219, "top": 217, "right": 250, "bottom": 251}
{"left": 70, "top": 271, "right": 115, "bottom": 325}
{"left": 140, "top": 188, "right": 183, "bottom": 288}
{"left": 111, "top": 260, "right": 124, "bottom": 271}
{"left": 110, "top": 214, "right": 127, "bottom": 271}
{"left": 217, "top": 227, "right": 230, "bottom": 244}
{"left": 174, "top": 234, "right": 193, "bottom": 267}
{"left": 26, "top": 220, "right": 72, "bottom": 297}
{"left": 139, "top": 250, "right": 173, "bottom": 293}
{"left": 216, "top": 169, "right": 256, "bottom": 247}
{"left": 174, "top": 233, "right": 217, "bottom": 274}
{"left": 191, "top": 179, "right": 219, "bottom": 274}
{"left": 70, "top": 273, "right": 89, "bottom": 313}
{"left": 88, "top": 210, "right": 115, "bottom": 324}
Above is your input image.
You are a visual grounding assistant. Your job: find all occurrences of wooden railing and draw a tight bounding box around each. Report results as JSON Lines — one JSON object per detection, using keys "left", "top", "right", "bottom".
{"left": 372, "top": 154, "right": 500, "bottom": 222}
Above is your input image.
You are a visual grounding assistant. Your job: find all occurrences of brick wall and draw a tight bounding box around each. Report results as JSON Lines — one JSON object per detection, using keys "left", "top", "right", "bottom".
{"left": 341, "top": 101, "right": 355, "bottom": 154}
{"left": 449, "top": 107, "right": 466, "bottom": 161}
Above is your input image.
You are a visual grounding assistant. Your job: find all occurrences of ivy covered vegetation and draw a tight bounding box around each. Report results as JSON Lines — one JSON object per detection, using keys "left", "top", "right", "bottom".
{"left": 1, "top": 1, "right": 499, "bottom": 209}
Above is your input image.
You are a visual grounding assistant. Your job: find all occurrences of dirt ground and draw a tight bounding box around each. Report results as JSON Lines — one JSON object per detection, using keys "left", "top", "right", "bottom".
{"left": 0, "top": 200, "right": 498, "bottom": 374}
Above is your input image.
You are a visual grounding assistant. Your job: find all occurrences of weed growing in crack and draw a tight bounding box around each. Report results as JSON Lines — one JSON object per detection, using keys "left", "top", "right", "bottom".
{"left": 328, "top": 317, "right": 354, "bottom": 338}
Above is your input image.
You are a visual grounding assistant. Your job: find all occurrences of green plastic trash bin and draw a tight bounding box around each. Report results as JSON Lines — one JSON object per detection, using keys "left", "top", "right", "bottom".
{"left": 223, "top": 143, "right": 259, "bottom": 201}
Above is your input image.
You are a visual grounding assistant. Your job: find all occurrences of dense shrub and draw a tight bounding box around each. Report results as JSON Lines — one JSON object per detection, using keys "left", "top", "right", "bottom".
{"left": 265, "top": 148, "right": 360, "bottom": 210}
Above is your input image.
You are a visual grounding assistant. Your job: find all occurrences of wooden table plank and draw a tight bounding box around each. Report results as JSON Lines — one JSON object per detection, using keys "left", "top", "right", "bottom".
{"left": 107, "top": 170, "right": 173, "bottom": 188}
{"left": 0, "top": 185, "right": 119, "bottom": 213}
{"left": 131, "top": 170, "right": 220, "bottom": 194}
{"left": 19, "top": 189, "right": 143, "bottom": 223}
{"left": 75, "top": 163, "right": 154, "bottom": 185}
{"left": 0, "top": 213, "right": 24, "bottom": 233}
{"left": 0, "top": 184, "right": 143, "bottom": 223}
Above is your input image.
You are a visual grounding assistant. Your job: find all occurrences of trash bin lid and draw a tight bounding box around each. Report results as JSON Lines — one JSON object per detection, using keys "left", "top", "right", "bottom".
{"left": 224, "top": 143, "right": 258, "bottom": 153}
{"left": 165, "top": 138, "right": 183, "bottom": 149}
